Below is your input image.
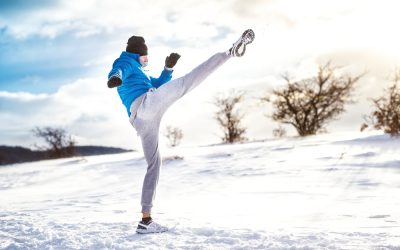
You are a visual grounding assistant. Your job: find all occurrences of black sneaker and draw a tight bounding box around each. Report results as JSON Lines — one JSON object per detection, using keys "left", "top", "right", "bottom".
{"left": 107, "top": 75, "right": 122, "bottom": 88}
{"left": 227, "top": 29, "right": 255, "bottom": 57}
{"left": 136, "top": 219, "right": 168, "bottom": 234}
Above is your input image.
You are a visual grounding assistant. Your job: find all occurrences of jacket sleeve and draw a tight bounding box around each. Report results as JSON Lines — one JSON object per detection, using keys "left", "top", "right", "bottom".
{"left": 108, "top": 57, "right": 132, "bottom": 81}
{"left": 150, "top": 68, "right": 173, "bottom": 88}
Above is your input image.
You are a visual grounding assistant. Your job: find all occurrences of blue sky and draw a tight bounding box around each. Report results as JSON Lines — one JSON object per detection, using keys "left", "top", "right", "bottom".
{"left": 1, "top": 32, "right": 97, "bottom": 93}
{"left": 0, "top": 0, "right": 129, "bottom": 93}
{"left": 1, "top": 0, "right": 400, "bottom": 149}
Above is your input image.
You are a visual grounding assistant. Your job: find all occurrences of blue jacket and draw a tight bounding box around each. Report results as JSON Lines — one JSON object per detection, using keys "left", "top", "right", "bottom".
{"left": 108, "top": 51, "right": 173, "bottom": 116}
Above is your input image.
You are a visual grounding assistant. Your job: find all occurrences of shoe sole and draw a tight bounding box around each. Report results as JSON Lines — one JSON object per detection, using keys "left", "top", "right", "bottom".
{"left": 233, "top": 29, "right": 255, "bottom": 57}
{"left": 136, "top": 229, "right": 168, "bottom": 234}
{"left": 242, "top": 29, "right": 255, "bottom": 45}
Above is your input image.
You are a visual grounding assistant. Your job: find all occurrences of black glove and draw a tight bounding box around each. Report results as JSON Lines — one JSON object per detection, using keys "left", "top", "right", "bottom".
{"left": 165, "top": 53, "right": 181, "bottom": 68}
{"left": 107, "top": 75, "right": 122, "bottom": 88}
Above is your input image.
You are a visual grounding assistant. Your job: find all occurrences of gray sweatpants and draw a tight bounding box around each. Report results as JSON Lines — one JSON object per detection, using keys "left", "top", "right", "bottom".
{"left": 129, "top": 52, "right": 230, "bottom": 213}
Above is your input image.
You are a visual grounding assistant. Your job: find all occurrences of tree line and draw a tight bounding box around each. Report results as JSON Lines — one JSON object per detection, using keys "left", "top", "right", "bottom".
{"left": 33, "top": 64, "right": 400, "bottom": 152}
{"left": 167, "top": 64, "right": 400, "bottom": 146}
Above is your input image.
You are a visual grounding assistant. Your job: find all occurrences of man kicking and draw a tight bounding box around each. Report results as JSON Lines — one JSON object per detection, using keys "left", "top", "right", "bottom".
{"left": 107, "top": 29, "right": 255, "bottom": 234}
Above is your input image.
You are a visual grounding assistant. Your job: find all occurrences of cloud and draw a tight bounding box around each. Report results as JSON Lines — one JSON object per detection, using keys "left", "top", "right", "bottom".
{"left": 1, "top": 0, "right": 235, "bottom": 41}
{"left": 0, "top": 0, "right": 246, "bottom": 95}
{"left": 0, "top": 91, "right": 48, "bottom": 101}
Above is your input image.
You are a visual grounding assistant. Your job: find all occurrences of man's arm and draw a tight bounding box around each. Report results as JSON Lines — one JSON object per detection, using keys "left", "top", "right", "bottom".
{"left": 150, "top": 68, "right": 173, "bottom": 88}
{"left": 107, "top": 58, "right": 132, "bottom": 88}
{"left": 150, "top": 53, "right": 181, "bottom": 88}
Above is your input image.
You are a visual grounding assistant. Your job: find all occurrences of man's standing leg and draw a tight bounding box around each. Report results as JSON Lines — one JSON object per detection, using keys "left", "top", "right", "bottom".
{"left": 133, "top": 105, "right": 170, "bottom": 234}
{"left": 132, "top": 112, "right": 162, "bottom": 215}
{"left": 139, "top": 126, "right": 161, "bottom": 215}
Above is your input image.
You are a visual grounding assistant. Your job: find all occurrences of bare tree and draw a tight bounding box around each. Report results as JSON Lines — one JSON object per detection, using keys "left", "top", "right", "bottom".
{"left": 32, "top": 127, "right": 75, "bottom": 158}
{"left": 361, "top": 70, "right": 400, "bottom": 136}
{"left": 164, "top": 126, "right": 183, "bottom": 147}
{"left": 214, "top": 90, "right": 247, "bottom": 143}
{"left": 360, "top": 114, "right": 374, "bottom": 132}
{"left": 273, "top": 125, "right": 287, "bottom": 138}
{"left": 263, "top": 63, "right": 363, "bottom": 136}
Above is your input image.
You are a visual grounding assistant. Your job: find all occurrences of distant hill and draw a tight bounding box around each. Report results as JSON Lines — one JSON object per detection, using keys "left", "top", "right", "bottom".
{"left": 74, "top": 146, "right": 133, "bottom": 156}
{"left": 0, "top": 145, "right": 133, "bottom": 166}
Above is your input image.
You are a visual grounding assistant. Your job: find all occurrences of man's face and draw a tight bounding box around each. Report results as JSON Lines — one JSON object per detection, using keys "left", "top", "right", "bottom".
{"left": 139, "top": 55, "right": 148, "bottom": 67}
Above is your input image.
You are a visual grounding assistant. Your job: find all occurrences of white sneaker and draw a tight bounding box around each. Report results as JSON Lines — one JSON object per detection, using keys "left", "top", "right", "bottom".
{"left": 227, "top": 29, "right": 255, "bottom": 57}
{"left": 136, "top": 220, "right": 168, "bottom": 234}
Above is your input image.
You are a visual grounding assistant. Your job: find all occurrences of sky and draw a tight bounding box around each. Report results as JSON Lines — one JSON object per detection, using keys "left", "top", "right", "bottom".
{"left": 1, "top": 0, "right": 400, "bottom": 150}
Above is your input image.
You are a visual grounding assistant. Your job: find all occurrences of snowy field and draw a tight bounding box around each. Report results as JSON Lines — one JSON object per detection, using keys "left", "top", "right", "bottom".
{"left": 1, "top": 131, "right": 400, "bottom": 249}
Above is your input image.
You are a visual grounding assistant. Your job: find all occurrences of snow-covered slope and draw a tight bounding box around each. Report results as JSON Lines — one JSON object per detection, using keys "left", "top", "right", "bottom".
{"left": 1, "top": 132, "right": 400, "bottom": 249}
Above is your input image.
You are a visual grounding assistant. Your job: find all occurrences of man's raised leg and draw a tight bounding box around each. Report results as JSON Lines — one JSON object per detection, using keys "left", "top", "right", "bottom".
{"left": 147, "top": 29, "right": 255, "bottom": 115}
{"left": 148, "top": 52, "right": 231, "bottom": 115}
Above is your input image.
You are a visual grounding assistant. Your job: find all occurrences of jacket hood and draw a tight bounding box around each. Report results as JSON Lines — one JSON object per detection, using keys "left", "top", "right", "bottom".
{"left": 120, "top": 51, "right": 141, "bottom": 64}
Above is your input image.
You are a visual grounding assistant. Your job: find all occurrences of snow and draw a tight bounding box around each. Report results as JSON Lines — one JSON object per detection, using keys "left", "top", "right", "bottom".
{"left": 1, "top": 131, "right": 400, "bottom": 249}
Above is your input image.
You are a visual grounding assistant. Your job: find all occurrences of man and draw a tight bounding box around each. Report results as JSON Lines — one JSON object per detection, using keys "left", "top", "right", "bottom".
{"left": 107, "top": 29, "right": 255, "bottom": 234}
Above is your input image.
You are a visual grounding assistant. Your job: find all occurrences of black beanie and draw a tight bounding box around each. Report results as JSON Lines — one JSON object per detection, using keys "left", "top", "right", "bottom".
{"left": 126, "top": 36, "right": 148, "bottom": 56}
